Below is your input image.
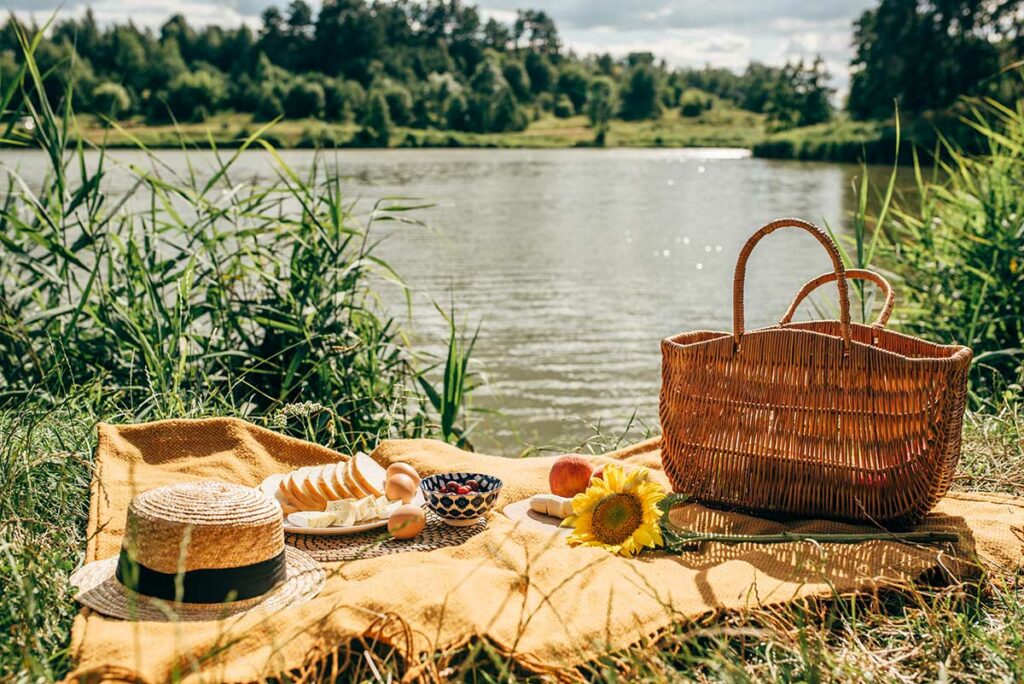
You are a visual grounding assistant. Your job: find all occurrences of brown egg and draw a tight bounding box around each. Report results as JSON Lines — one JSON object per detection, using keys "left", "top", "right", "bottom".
{"left": 386, "top": 462, "right": 421, "bottom": 487}
{"left": 388, "top": 504, "right": 425, "bottom": 539}
{"left": 385, "top": 473, "right": 417, "bottom": 503}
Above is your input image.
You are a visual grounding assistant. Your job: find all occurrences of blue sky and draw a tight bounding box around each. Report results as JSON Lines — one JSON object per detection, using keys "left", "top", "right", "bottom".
{"left": 10, "top": 0, "right": 877, "bottom": 92}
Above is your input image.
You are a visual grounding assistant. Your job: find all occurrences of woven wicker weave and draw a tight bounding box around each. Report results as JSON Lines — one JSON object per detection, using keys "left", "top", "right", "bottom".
{"left": 659, "top": 218, "right": 972, "bottom": 527}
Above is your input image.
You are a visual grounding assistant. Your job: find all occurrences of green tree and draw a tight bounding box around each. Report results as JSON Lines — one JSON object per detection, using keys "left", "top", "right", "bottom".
{"left": 764, "top": 58, "right": 833, "bottom": 131}
{"left": 679, "top": 88, "right": 712, "bottom": 117}
{"left": 490, "top": 87, "right": 527, "bottom": 132}
{"left": 502, "top": 60, "right": 531, "bottom": 101}
{"left": 91, "top": 82, "right": 131, "bottom": 123}
{"left": 524, "top": 51, "right": 555, "bottom": 94}
{"left": 445, "top": 92, "right": 469, "bottom": 130}
{"left": 362, "top": 90, "right": 392, "bottom": 146}
{"left": 162, "top": 68, "right": 225, "bottom": 122}
{"left": 382, "top": 84, "right": 414, "bottom": 125}
{"left": 514, "top": 9, "right": 560, "bottom": 54}
{"left": 319, "top": 77, "right": 349, "bottom": 120}
{"left": 340, "top": 80, "right": 367, "bottom": 119}
{"left": 483, "top": 17, "right": 511, "bottom": 50}
{"left": 552, "top": 93, "right": 574, "bottom": 118}
{"left": 619, "top": 63, "right": 661, "bottom": 120}
{"left": 586, "top": 76, "right": 616, "bottom": 144}
{"left": 847, "top": 0, "right": 1009, "bottom": 119}
{"left": 557, "top": 66, "right": 588, "bottom": 113}
{"left": 284, "top": 80, "right": 326, "bottom": 118}
{"left": 739, "top": 62, "right": 777, "bottom": 113}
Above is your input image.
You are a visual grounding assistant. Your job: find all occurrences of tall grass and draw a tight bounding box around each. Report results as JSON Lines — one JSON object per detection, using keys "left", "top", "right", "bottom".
{"left": 824, "top": 101, "right": 1023, "bottom": 407}
{"left": 883, "top": 98, "right": 1024, "bottom": 405}
{"left": 0, "top": 24, "right": 479, "bottom": 451}
{"left": 0, "top": 25, "right": 485, "bottom": 681}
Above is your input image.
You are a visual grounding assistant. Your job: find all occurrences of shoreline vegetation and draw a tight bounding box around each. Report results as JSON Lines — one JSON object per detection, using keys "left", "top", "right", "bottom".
{"left": 14, "top": 108, "right": 975, "bottom": 165}
{"left": 14, "top": 108, "right": 974, "bottom": 164}
{"left": 42, "top": 107, "right": 772, "bottom": 151}
{"left": 5, "top": 0, "right": 1022, "bottom": 162}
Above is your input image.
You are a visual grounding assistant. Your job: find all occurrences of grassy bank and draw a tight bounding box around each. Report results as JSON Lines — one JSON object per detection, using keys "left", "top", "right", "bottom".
{"left": 751, "top": 108, "right": 985, "bottom": 164}
{"left": 5, "top": 396, "right": 1022, "bottom": 681}
{"left": 43, "top": 107, "right": 767, "bottom": 150}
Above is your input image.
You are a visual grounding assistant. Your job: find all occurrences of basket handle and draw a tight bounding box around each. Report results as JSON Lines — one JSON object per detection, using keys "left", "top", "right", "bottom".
{"left": 779, "top": 269, "right": 895, "bottom": 329}
{"left": 733, "top": 218, "right": 851, "bottom": 351}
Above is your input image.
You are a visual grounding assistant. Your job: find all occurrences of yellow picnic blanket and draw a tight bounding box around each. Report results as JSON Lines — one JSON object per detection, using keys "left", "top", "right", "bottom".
{"left": 69, "top": 418, "right": 1024, "bottom": 683}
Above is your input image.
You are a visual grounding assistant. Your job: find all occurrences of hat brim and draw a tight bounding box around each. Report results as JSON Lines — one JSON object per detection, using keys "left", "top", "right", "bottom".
{"left": 71, "top": 546, "right": 325, "bottom": 622}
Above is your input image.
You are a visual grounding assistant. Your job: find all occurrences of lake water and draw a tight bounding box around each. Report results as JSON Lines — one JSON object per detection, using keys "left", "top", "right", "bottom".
{"left": 3, "top": 148, "right": 905, "bottom": 454}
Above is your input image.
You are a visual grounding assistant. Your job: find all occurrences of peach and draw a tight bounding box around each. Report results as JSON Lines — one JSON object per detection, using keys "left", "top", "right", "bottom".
{"left": 549, "top": 455, "right": 595, "bottom": 498}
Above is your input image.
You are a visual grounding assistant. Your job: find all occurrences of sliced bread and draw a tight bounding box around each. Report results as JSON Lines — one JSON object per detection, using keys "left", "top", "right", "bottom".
{"left": 343, "top": 458, "right": 369, "bottom": 498}
{"left": 350, "top": 452, "right": 386, "bottom": 498}
{"left": 330, "top": 461, "right": 356, "bottom": 499}
{"left": 312, "top": 463, "right": 343, "bottom": 501}
{"left": 297, "top": 467, "right": 329, "bottom": 510}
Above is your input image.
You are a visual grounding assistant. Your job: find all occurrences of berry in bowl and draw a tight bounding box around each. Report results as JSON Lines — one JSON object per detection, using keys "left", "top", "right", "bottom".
{"left": 420, "top": 473, "right": 503, "bottom": 526}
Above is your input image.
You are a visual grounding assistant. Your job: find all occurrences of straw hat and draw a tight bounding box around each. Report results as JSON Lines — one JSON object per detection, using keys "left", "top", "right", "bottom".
{"left": 71, "top": 481, "right": 324, "bottom": 621}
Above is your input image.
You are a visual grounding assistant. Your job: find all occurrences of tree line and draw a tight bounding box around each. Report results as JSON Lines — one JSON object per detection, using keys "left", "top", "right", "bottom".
{"left": 0, "top": 0, "right": 833, "bottom": 144}
{"left": 2, "top": 0, "right": 1022, "bottom": 144}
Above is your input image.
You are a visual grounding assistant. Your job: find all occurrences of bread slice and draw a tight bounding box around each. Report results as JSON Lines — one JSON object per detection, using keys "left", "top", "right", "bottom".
{"left": 343, "top": 459, "right": 369, "bottom": 498}
{"left": 312, "top": 463, "right": 343, "bottom": 501}
{"left": 331, "top": 461, "right": 357, "bottom": 499}
{"left": 297, "top": 467, "right": 329, "bottom": 510}
{"left": 277, "top": 476, "right": 296, "bottom": 508}
{"left": 274, "top": 488, "right": 300, "bottom": 515}
{"left": 286, "top": 467, "right": 325, "bottom": 511}
{"left": 350, "top": 452, "right": 386, "bottom": 498}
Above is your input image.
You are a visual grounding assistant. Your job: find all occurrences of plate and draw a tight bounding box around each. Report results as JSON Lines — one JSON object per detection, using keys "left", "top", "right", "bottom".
{"left": 502, "top": 498, "right": 571, "bottom": 538}
{"left": 258, "top": 472, "right": 424, "bottom": 536}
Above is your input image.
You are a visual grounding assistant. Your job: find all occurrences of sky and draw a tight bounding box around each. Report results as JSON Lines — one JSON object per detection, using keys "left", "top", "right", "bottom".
{"left": 8, "top": 0, "right": 879, "bottom": 93}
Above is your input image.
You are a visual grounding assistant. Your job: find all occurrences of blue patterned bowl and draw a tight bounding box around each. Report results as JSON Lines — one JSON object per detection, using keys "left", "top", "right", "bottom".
{"left": 420, "top": 473, "right": 503, "bottom": 527}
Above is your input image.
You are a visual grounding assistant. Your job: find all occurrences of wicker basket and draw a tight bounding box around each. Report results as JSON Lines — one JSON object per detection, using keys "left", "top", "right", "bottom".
{"left": 659, "top": 218, "right": 972, "bottom": 527}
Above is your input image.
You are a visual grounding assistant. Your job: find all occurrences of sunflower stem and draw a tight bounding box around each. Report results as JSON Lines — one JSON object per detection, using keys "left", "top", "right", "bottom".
{"left": 657, "top": 493, "right": 959, "bottom": 551}
{"left": 661, "top": 530, "right": 959, "bottom": 552}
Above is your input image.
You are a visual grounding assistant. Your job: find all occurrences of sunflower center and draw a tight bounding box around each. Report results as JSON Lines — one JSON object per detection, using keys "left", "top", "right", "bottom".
{"left": 590, "top": 493, "right": 644, "bottom": 545}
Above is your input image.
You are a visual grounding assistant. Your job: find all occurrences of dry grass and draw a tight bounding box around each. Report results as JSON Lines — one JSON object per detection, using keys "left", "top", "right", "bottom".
{"left": 1, "top": 400, "right": 1020, "bottom": 682}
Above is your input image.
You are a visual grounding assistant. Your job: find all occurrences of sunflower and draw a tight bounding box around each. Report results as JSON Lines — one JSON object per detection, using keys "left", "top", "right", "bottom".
{"left": 561, "top": 464, "right": 666, "bottom": 557}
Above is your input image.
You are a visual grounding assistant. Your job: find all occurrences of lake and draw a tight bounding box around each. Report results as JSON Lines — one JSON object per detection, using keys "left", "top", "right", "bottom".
{"left": 3, "top": 147, "right": 905, "bottom": 454}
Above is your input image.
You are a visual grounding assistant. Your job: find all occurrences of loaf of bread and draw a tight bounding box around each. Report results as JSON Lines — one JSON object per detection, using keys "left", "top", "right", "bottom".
{"left": 276, "top": 452, "right": 386, "bottom": 513}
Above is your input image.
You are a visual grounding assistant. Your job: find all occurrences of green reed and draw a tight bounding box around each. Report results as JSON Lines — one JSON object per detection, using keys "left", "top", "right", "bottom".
{"left": 823, "top": 99, "right": 1022, "bottom": 408}
{"left": 0, "top": 25, "right": 477, "bottom": 451}
{"left": 882, "top": 97, "right": 1024, "bottom": 405}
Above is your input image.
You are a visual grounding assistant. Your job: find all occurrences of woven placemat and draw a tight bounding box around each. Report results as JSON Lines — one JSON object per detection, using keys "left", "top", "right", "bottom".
{"left": 286, "top": 510, "right": 486, "bottom": 562}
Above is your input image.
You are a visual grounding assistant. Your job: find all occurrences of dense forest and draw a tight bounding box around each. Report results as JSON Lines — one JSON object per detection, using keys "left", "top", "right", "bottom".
{"left": 1, "top": 0, "right": 1022, "bottom": 146}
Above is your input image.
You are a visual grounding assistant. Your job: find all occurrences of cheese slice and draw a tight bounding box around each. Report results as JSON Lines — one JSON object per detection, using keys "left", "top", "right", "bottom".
{"left": 327, "top": 500, "right": 359, "bottom": 527}
{"left": 376, "top": 497, "right": 401, "bottom": 519}
{"left": 529, "top": 494, "right": 573, "bottom": 519}
{"left": 352, "top": 496, "right": 378, "bottom": 522}
{"left": 350, "top": 452, "right": 386, "bottom": 498}
{"left": 288, "top": 511, "right": 335, "bottom": 528}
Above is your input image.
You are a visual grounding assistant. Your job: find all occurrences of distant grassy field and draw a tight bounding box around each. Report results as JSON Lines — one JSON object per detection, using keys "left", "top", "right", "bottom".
{"left": 752, "top": 107, "right": 984, "bottom": 164}
{"left": 66, "top": 107, "right": 767, "bottom": 150}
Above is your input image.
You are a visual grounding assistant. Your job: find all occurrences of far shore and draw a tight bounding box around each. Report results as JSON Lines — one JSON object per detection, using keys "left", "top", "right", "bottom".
{"left": 11, "top": 109, "right": 911, "bottom": 164}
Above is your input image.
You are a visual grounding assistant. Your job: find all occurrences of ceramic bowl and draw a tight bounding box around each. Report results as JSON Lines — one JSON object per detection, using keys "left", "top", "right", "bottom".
{"left": 420, "top": 472, "right": 503, "bottom": 526}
